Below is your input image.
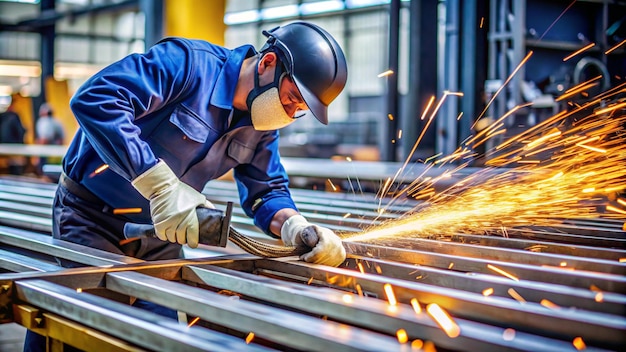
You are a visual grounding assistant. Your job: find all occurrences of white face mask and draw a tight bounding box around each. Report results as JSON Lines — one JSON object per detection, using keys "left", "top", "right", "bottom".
{"left": 250, "top": 85, "right": 296, "bottom": 131}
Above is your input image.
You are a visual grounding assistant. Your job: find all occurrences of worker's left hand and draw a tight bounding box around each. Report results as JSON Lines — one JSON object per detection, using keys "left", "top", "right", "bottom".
{"left": 281, "top": 214, "right": 346, "bottom": 267}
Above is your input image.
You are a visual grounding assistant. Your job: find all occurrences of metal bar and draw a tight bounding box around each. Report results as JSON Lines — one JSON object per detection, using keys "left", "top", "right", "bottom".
{"left": 105, "top": 270, "right": 405, "bottom": 352}
{"left": 360, "top": 237, "right": 626, "bottom": 275}
{"left": 14, "top": 304, "right": 148, "bottom": 352}
{"left": 253, "top": 260, "right": 626, "bottom": 350}
{"left": 0, "top": 227, "right": 142, "bottom": 267}
{"left": 182, "top": 263, "right": 591, "bottom": 352}
{"left": 0, "top": 249, "right": 61, "bottom": 273}
{"left": 15, "top": 279, "right": 269, "bottom": 352}
{"left": 342, "top": 257, "right": 626, "bottom": 316}
{"left": 344, "top": 242, "right": 626, "bottom": 293}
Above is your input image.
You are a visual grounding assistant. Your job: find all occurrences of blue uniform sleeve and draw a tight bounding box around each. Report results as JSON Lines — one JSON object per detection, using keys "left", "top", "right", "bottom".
{"left": 234, "top": 130, "right": 297, "bottom": 236}
{"left": 69, "top": 39, "right": 193, "bottom": 180}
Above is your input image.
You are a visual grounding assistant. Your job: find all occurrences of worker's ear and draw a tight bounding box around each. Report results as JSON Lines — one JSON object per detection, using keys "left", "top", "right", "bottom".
{"left": 257, "top": 52, "right": 278, "bottom": 75}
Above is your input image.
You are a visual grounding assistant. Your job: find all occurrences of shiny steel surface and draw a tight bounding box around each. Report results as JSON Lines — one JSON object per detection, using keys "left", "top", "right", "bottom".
{"left": 0, "top": 176, "right": 624, "bottom": 351}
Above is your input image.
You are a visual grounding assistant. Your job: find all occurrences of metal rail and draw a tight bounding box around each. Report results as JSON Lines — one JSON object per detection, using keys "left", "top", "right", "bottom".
{"left": 0, "top": 176, "right": 624, "bottom": 351}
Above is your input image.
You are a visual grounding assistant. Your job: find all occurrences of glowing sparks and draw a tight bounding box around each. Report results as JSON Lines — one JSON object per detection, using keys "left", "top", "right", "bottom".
{"left": 245, "top": 332, "right": 255, "bottom": 344}
{"left": 94, "top": 164, "right": 109, "bottom": 174}
{"left": 487, "top": 264, "right": 519, "bottom": 281}
{"left": 113, "top": 208, "right": 142, "bottom": 215}
{"left": 426, "top": 303, "right": 460, "bottom": 338}
{"left": 563, "top": 43, "right": 595, "bottom": 62}
{"left": 388, "top": 114, "right": 394, "bottom": 121}
{"left": 342, "top": 294, "right": 354, "bottom": 304}
{"left": 357, "top": 262, "right": 365, "bottom": 274}
{"left": 573, "top": 336, "right": 586, "bottom": 350}
{"left": 384, "top": 283, "right": 397, "bottom": 306}
{"left": 594, "top": 292, "right": 603, "bottom": 302}
{"left": 410, "top": 298, "right": 422, "bottom": 314}
{"left": 420, "top": 96, "right": 436, "bottom": 121}
{"left": 76, "top": 288, "right": 82, "bottom": 293}
{"left": 605, "top": 39, "right": 626, "bottom": 55}
{"left": 396, "top": 329, "right": 408, "bottom": 344}
{"left": 507, "top": 288, "right": 526, "bottom": 304}
{"left": 607, "top": 205, "right": 626, "bottom": 215}
{"left": 187, "top": 316, "right": 200, "bottom": 327}
{"left": 540, "top": 299, "right": 560, "bottom": 310}
{"left": 619, "top": 258, "right": 626, "bottom": 263}
{"left": 378, "top": 70, "right": 394, "bottom": 78}
{"left": 327, "top": 179, "right": 337, "bottom": 191}
{"left": 482, "top": 288, "right": 494, "bottom": 296}
{"left": 342, "top": 87, "right": 626, "bottom": 246}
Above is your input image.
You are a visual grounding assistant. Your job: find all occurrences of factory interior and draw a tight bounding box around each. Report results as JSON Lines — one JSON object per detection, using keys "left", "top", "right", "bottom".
{"left": 0, "top": 0, "right": 625, "bottom": 351}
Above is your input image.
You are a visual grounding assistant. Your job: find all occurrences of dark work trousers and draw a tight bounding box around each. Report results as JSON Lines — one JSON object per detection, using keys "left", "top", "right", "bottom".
{"left": 24, "top": 174, "right": 182, "bottom": 352}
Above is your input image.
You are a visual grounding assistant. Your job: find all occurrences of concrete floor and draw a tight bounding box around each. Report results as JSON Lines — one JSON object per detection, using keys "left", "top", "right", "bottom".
{"left": 0, "top": 323, "right": 26, "bottom": 352}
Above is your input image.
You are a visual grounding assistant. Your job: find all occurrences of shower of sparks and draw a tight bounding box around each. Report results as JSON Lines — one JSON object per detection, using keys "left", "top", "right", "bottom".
{"left": 343, "top": 82, "right": 626, "bottom": 244}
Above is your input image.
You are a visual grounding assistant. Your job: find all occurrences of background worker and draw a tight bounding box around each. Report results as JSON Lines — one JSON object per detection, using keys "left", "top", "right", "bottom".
{"left": 26, "top": 20, "right": 347, "bottom": 352}
{"left": 35, "top": 102, "right": 65, "bottom": 176}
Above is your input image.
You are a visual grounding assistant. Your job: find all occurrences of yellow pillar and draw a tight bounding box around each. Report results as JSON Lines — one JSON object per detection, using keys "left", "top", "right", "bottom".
{"left": 45, "top": 76, "right": 78, "bottom": 145}
{"left": 164, "top": 0, "right": 226, "bottom": 45}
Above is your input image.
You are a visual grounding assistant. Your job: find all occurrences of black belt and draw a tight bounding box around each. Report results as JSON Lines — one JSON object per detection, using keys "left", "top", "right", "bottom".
{"left": 59, "top": 172, "right": 103, "bottom": 204}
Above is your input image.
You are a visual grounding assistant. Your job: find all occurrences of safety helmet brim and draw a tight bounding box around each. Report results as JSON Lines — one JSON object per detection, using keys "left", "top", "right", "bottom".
{"left": 293, "top": 75, "right": 328, "bottom": 125}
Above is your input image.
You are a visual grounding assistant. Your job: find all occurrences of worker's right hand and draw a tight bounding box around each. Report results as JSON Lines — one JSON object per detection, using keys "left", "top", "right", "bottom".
{"left": 281, "top": 214, "right": 346, "bottom": 267}
{"left": 132, "top": 160, "right": 214, "bottom": 248}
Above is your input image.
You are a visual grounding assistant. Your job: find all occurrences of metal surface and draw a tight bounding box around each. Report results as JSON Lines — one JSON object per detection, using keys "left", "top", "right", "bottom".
{"left": 0, "top": 176, "right": 624, "bottom": 351}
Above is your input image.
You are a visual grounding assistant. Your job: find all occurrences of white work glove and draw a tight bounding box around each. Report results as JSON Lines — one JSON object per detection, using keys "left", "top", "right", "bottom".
{"left": 132, "top": 160, "right": 214, "bottom": 248}
{"left": 281, "top": 214, "right": 346, "bottom": 267}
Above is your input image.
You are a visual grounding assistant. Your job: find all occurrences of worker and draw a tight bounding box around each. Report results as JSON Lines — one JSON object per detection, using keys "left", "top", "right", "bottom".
{"left": 25, "top": 20, "right": 347, "bottom": 352}
{"left": 35, "top": 102, "right": 65, "bottom": 177}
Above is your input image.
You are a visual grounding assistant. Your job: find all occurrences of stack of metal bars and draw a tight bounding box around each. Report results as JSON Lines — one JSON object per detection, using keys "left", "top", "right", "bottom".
{"left": 0, "top": 176, "right": 624, "bottom": 351}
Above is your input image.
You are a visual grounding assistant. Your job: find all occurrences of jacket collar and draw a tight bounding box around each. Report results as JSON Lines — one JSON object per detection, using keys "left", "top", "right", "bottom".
{"left": 210, "top": 44, "right": 257, "bottom": 110}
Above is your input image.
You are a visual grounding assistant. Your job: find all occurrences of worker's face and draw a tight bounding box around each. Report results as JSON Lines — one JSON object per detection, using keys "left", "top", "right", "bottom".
{"left": 279, "top": 75, "right": 309, "bottom": 118}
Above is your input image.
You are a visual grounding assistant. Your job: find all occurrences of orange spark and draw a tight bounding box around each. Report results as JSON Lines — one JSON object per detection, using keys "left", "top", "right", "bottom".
{"left": 357, "top": 262, "right": 365, "bottom": 274}
{"left": 378, "top": 70, "right": 394, "bottom": 78}
{"left": 540, "top": 299, "right": 560, "bottom": 310}
{"left": 327, "top": 179, "right": 337, "bottom": 191}
{"left": 605, "top": 39, "right": 626, "bottom": 55}
{"left": 594, "top": 292, "right": 603, "bottom": 302}
{"left": 396, "top": 329, "right": 408, "bottom": 344}
{"left": 410, "top": 298, "right": 422, "bottom": 314}
{"left": 573, "top": 336, "right": 586, "bottom": 350}
{"left": 420, "top": 96, "right": 436, "bottom": 121}
{"left": 563, "top": 43, "right": 595, "bottom": 62}
{"left": 384, "top": 283, "right": 397, "bottom": 306}
{"left": 487, "top": 264, "right": 519, "bottom": 281}
{"left": 94, "top": 164, "right": 109, "bottom": 174}
{"left": 426, "top": 303, "right": 460, "bottom": 338}
{"left": 187, "top": 316, "right": 200, "bottom": 327}
{"left": 245, "top": 332, "right": 255, "bottom": 344}
{"left": 508, "top": 288, "right": 527, "bottom": 304}
{"left": 482, "top": 288, "right": 494, "bottom": 296}
{"left": 113, "top": 208, "right": 142, "bottom": 215}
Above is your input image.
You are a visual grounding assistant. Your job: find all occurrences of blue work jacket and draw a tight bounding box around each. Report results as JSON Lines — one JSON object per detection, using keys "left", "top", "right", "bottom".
{"left": 63, "top": 37, "right": 297, "bottom": 235}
